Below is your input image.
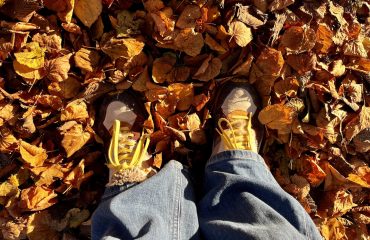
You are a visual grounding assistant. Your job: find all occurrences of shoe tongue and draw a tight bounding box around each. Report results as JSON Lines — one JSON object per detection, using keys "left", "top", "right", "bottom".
{"left": 103, "top": 101, "right": 137, "bottom": 132}
{"left": 221, "top": 88, "right": 257, "bottom": 116}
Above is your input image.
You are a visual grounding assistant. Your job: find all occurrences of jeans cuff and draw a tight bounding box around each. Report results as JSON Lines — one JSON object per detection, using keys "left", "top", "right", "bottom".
{"left": 207, "top": 150, "right": 265, "bottom": 167}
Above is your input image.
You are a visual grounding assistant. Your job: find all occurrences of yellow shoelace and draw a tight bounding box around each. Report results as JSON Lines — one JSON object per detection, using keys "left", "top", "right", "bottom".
{"left": 108, "top": 120, "right": 150, "bottom": 170}
{"left": 216, "top": 111, "right": 253, "bottom": 151}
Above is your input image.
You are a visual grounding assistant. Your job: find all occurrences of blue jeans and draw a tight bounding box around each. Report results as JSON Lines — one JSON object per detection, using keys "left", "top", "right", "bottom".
{"left": 92, "top": 150, "right": 322, "bottom": 240}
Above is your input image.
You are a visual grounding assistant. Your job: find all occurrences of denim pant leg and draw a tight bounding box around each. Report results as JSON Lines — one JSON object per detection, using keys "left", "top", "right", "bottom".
{"left": 91, "top": 160, "right": 200, "bottom": 240}
{"left": 198, "top": 150, "right": 322, "bottom": 240}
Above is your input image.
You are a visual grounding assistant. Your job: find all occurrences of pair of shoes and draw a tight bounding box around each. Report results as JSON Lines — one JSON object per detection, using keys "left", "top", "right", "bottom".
{"left": 97, "top": 80, "right": 263, "bottom": 186}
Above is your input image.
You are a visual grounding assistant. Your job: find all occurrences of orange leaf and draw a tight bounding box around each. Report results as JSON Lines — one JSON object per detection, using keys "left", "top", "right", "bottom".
{"left": 19, "top": 141, "right": 48, "bottom": 167}
{"left": 20, "top": 186, "right": 57, "bottom": 211}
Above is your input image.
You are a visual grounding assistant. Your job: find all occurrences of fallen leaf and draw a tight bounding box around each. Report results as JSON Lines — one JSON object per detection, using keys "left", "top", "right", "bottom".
{"left": 32, "top": 33, "right": 62, "bottom": 54}
{"left": 258, "top": 104, "right": 296, "bottom": 134}
{"left": 268, "top": 0, "right": 294, "bottom": 11}
{"left": 33, "top": 164, "right": 66, "bottom": 186}
{"left": 13, "top": 60, "right": 46, "bottom": 81}
{"left": 102, "top": 37, "right": 145, "bottom": 60}
{"left": 61, "top": 100, "right": 89, "bottom": 122}
{"left": 20, "top": 186, "right": 57, "bottom": 211}
{"left": 59, "top": 121, "right": 92, "bottom": 157}
{"left": 43, "top": 0, "right": 74, "bottom": 23}
{"left": 0, "top": 127, "right": 18, "bottom": 153}
{"left": 174, "top": 28, "right": 204, "bottom": 57}
{"left": 204, "top": 33, "right": 227, "bottom": 54}
{"left": 26, "top": 211, "right": 61, "bottom": 240}
{"left": 64, "top": 208, "right": 90, "bottom": 228}
{"left": 152, "top": 55, "right": 176, "bottom": 83}
{"left": 345, "top": 106, "right": 370, "bottom": 141}
{"left": 64, "top": 159, "right": 93, "bottom": 189}
{"left": 45, "top": 53, "right": 72, "bottom": 82}
{"left": 228, "top": 21, "right": 253, "bottom": 47}
{"left": 48, "top": 75, "right": 81, "bottom": 99}
{"left": 144, "top": 0, "right": 165, "bottom": 12}
{"left": 14, "top": 42, "right": 45, "bottom": 69}
{"left": 61, "top": 22, "right": 82, "bottom": 34}
{"left": 116, "top": 10, "right": 143, "bottom": 37}
{"left": 168, "top": 83, "right": 194, "bottom": 111}
{"left": 74, "top": 0, "right": 102, "bottom": 27}
{"left": 74, "top": 48, "right": 100, "bottom": 72}
{"left": 176, "top": 4, "right": 201, "bottom": 29}
{"left": 193, "top": 56, "right": 222, "bottom": 81}
{"left": 314, "top": 24, "right": 333, "bottom": 54}
{"left": 19, "top": 141, "right": 48, "bottom": 167}
{"left": 280, "top": 26, "right": 316, "bottom": 53}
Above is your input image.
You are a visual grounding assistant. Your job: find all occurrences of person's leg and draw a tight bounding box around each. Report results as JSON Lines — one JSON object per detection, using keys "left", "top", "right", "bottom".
{"left": 198, "top": 150, "right": 321, "bottom": 240}
{"left": 92, "top": 160, "right": 199, "bottom": 240}
{"left": 92, "top": 92, "right": 199, "bottom": 239}
{"left": 198, "top": 80, "right": 322, "bottom": 239}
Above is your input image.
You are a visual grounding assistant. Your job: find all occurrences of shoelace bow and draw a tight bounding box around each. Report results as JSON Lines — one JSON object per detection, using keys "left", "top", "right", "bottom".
{"left": 108, "top": 120, "right": 150, "bottom": 170}
{"left": 216, "top": 112, "right": 253, "bottom": 150}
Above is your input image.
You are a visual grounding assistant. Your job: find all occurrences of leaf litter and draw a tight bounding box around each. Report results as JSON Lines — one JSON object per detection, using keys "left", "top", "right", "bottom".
{"left": 0, "top": 0, "right": 369, "bottom": 239}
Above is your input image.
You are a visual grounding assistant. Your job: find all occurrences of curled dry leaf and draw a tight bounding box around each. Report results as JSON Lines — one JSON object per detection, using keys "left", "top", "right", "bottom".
{"left": 168, "top": 83, "right": 194, "bottom": 111}
{"left": 74, "top": 0, "right": 102, "bottom": 27}
{"left": 205, "top": 33, "right": 227, "bottom": 54}
{"left": 176, "top": 4, "right": 201, "bottom": 29}
{"left": 74, "top": 48, "right": 100, "bottom": 72}
{"left": 0, "top": 127, "right": 18, "bottom": 153}
{"left": 59, "top": 121, "right": 92, "bottom": 157}
{"left": 228, "top": 21, "right": 253, "bottom": 47}
{"left": 64, "top": 159, "right": 93, "bottom": 189}
{"left": 268, "top": 0, "right": 294, "bottom": 11}
{"left": 44, "top": 0, "right": 74, "bottom": 23}
{"left": 13, "top": 60, "right": 46, "bottom": 82}
{"left": 152, "top": 55, "right": 176, "bottom": 83}
{"left": 19, "top": 186, "right": 57, "bottom": 211}
{"left": 193, "top": 55, "right": 222, "bottom": 81}
{"left": 48, "top": 75, "right": 81, "bottom": 99}
{"left": 314, "top": 24, "right": 333, "bottom": 54}
{"left": 60, "top": 100, "right": 89, "bottom": 122}
{"left": 174, "top": 28, "right": 204, "bottom": 57}
{"left": 32, "top": 33, "right": 62, "bottom": 54}
{"left": 19, "top": 141, "right": 48, "bottom": 167}
{"left": 280, "top": 26, "right": 316, "bottom": 53}
{"left": 45, "top": 53, "right": 72, "bottom": 82}
{"left": 258, "top": 104, "right": 296, "bottom": 134}
{"left": 345, "top": 106, "right": 370, "bottom": 142}
{"left": 102, "top": 37, "right": 145, "bottom": 60}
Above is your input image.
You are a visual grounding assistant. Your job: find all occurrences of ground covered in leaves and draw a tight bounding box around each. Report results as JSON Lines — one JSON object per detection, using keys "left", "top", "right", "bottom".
{"left": 0, "top": 0, "right": 369, "bottom": 239}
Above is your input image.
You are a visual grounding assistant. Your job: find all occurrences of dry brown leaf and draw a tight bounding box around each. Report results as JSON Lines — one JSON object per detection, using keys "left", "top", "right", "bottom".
{"left": 59, "top": 121, "right": 92, "bottom": 157}
{"left": 228, "top": 21, "right": 253, "bottom": 47}
{"left": 286, "top": 52, "right": 317, "bottom": 74}
{"left": 102, "top": 37, "right": 145, "bottom": 60}
{"left": 204, "top": 33, "right": 227, "bottom": 54}
{"left": 176, "top": 4, "right": 201, "bottom": 29}
{"left": 74, "top": 0, "right": 102, "bottom": 27}
{"left": 20, "top": 186, "right": 57, "bottom": 211}
{"left": 64, "top": 159, "right": 93, "bottom": 189}
{"left": 36, "top": 95, "right": 63, "bottom": 110}
{"left": 48, "top": 75, "right": 81, "bottom": 99}
{"left": 61, "top": 22, "right": 82, "bottom": 34}
{"left": 26, "top": 211, "right": 61, "bottom": 240}
{"left": 152, "top": 55, "right": 176, "bottom": 83}
{"left": 343, "top": 39, "right": 368, "bottom": 58}
{"left": 150, "top": 10, "right": 175, "bottom": 37}
{"left": 345, "top": 106, "right": 370, "bottom": 141}
{"left": 19, "top": 141, "right": 48, "bottom": 167}
{"left": 61, "top": 100, "right": 89, "bottom": 122}
{"left": 193, "top": 56, "right": 222, "bottom": 81}
{"left": 74, "top": 48, "right": 100, "bottom": 72}
{"left": 44, "top": 0, "right": 74, "bottom": 23}
{"left": 268, "top": 0, "right": 294, "bottom": 11}
{"left": 0, "top": 127, "right": 18, "bottom": 153}
{"left": 274, "top": 77, "right": 299, "bottom": 98}
{"left": 32, "top": 33, "right": 62, "bottom": 54}
{"left": 45, "top": 53, "right": 72, "bottom": 82}
{"left": 258, "top": 104, "right": 295, "bottom": 134}
{"left": 319, "top": 217, "right": 346, "bottom": 240}
{"left": 144, "top": 0, "right": 165, "bottom": 12}
{"left": 174, "top": 28, "right": 204, "bottom": 57}
{"left": 189, "top": 129, "right": 207, "bottom": 145}
{"left": 234, "top": 4, "right": 268, "bottom": 28}
{"left": 314, "top": 24, "right": 333, "bottom": 54}
{"left": 168, "top": 83, "right": 194, "bottom": 111}
{"left": 280, "top": 26, "right": 316, "bottom": 53}
{"left": 33, "top": 164, "right": 67, "bottom": 186}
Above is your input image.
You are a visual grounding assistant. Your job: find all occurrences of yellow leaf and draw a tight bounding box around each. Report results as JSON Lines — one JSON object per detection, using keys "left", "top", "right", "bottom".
{"left": 258, "top": 104, "right": 295, "bottom": 134}
{"left": 60, "top": 100, "right": 89, "bottom": 122}
{"left": 64, "top": 159, "right": 93, "bottom": 189}
{"left": 14, "top": 42, "right": 45, "bottom": 69}
{"left": 74, "top": 0, "right": 102, "bottom": 27}
{"left": 152, "top": 55, "right": 176, "bottom": 83}
{"left": 20, "top": 186, "right": 57, "bottom": 211}
{"left": 0, "top": 127, "right": 18, "bottom": 153}
{"left": 168, "top": 83, "right": 194, "bottom": 111}
{"left": 13, "top": 60, "right": 46, "bottom": 81}
{"left": 74, "top": 48, "right": 100, "bottom": 72}
{"left": 59, "top": 121, "right": 92, "bottom": 157}
{"left": 0, "top": 181, "right": 18, "bottom": 197}
{"left": 19, "top": 141, "right": 48, "bottom": 167}
{"left": 102, "top": 37, "right": 145, "bottom": 60}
